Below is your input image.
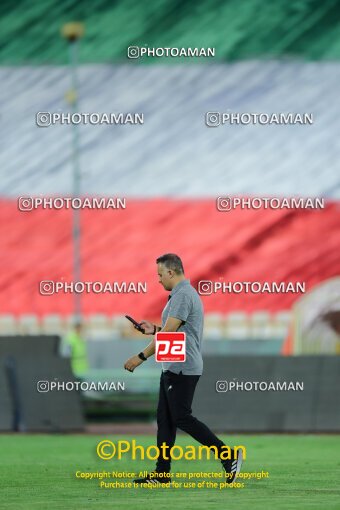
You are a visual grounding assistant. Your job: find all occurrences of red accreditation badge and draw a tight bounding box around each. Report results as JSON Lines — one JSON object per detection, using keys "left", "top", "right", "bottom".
{"left": 155, "top": 332, "right": 186, "bottom": 362}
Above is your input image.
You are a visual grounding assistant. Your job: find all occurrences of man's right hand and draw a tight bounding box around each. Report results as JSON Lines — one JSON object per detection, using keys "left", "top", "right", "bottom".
{"left": 138, "top": 320, "right": 156, "bottom": 335}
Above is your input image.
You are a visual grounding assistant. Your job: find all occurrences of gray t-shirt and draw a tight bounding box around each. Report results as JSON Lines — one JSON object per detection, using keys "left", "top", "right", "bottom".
{"left": 161, "top": 279, "right": 204, "bottom": 375}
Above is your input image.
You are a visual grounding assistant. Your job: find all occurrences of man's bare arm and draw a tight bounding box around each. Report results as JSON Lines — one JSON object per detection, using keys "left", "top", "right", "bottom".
{"left": 124, "top": 317, "right": 182, "bottom": 371}
{"left": 142, "top": 317, "right": 182, "bottom": 359}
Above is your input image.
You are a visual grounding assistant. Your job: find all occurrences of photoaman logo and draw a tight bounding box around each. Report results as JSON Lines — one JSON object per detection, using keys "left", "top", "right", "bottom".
{"left": 96, "top": 439, "right": 246, "bottom": 461}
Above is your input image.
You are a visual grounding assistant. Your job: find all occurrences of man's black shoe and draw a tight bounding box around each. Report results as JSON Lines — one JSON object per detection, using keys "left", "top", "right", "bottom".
{"left": 134, "top": 472, "right": 171, "bottom": 485}
{"left": 222, "top": 449, "right": 243, "bottom": 483}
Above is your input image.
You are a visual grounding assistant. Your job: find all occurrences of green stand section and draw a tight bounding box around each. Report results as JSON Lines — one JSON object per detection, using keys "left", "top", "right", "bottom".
{"left": 1, "top": 0, "right": 340, "bottom": 64}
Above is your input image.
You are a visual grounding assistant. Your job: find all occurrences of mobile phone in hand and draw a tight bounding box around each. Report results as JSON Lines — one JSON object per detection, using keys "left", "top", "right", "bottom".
{"left": 125, "top": 315, "right": 145, "bottom": 333}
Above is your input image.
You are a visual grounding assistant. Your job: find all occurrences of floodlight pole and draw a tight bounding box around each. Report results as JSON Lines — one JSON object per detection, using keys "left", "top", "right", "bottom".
{"left": 61, "top": 23, "right": 85, "bottom": 322}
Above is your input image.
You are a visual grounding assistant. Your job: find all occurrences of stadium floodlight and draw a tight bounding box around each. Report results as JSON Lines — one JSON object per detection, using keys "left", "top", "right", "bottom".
{"left": 61, "top": 22, "right": 85, "bottom": 42}
{"left": 61, "top": 22, "right": 85, "bottom": 322}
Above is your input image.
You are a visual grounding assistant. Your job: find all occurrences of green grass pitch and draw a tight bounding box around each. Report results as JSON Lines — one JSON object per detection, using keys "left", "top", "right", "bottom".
{"left": 0, "top": 434, "right": 339, "bottom": 510}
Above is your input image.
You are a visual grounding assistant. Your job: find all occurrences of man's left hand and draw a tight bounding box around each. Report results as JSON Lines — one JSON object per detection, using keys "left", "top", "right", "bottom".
{"left": 124, "top": 355, "right": 144, "bottom": 372}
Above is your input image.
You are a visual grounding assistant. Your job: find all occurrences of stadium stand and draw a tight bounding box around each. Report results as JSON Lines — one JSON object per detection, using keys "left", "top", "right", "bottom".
{"left": 1, "top": 62, "right": 340, "bottom": 197}
{"left": 0, "top": 201, "right": 338, "bottom": 317}
{"left": 0, "top": 0, "right": 339, "bottom": 349}
{"left": 1, "top": 0, "right": 340, "bottom": 64}
{"left": 0, "top": 311, "right": 293, "bottom": 342}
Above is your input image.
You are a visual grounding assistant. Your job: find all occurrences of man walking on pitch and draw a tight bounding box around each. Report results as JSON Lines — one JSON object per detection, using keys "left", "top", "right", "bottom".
{"left": 124, "top": 253, "right": 243, "bottom": 484}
